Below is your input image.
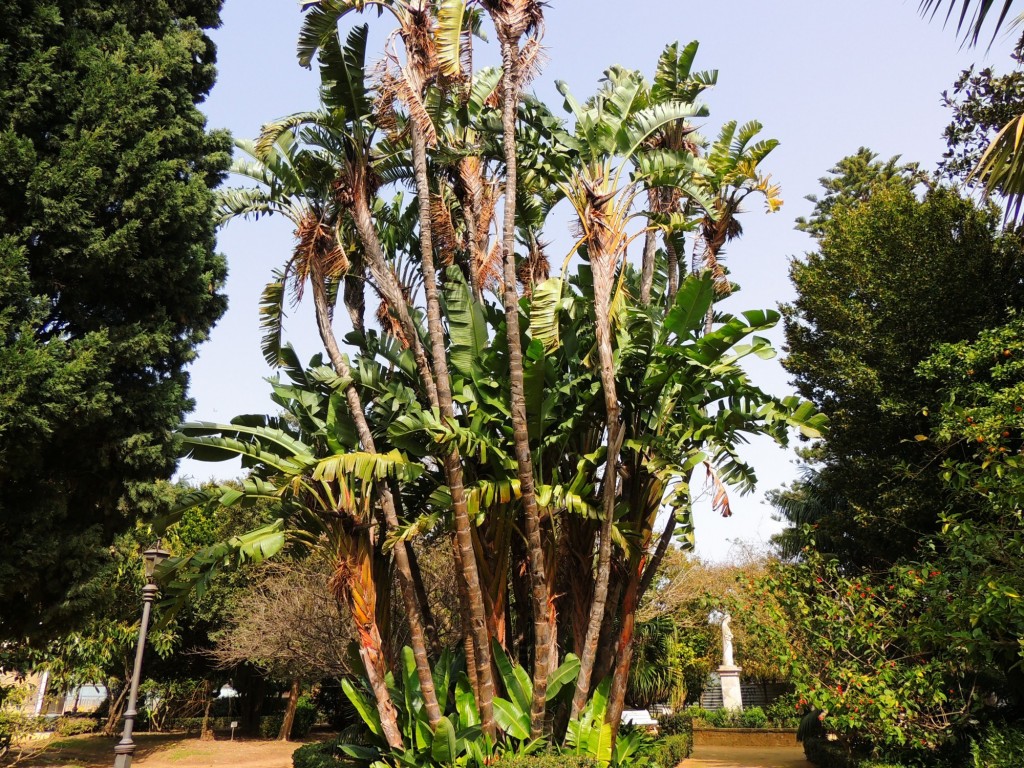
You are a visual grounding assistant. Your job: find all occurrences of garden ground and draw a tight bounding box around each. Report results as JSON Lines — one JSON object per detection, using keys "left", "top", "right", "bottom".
{"left": 681, "top": 744, "right": 812, "bottom": 768}
{"left": 13, "top": 732, "right": 308, "bottom": 768}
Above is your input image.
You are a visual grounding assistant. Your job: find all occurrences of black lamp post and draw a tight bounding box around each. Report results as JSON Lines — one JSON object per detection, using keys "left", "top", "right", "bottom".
{"left": 113, "top": 542, "right": 169, "bottom": 768}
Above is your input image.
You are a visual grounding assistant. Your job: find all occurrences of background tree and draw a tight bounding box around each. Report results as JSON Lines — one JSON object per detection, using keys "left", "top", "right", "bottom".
{"left": 780, "top": 151, "right": 1024, "bottom": 565}
{"left": 0, "top": 0, "right": 231, "bottom": 640}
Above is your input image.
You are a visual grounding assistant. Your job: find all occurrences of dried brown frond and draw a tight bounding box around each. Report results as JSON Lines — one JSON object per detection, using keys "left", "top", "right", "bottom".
{"left": 516, "top": 237, "right": 550, "bottom": 297}
{"left": 487, "top": 0, "right": 546, "bottom": 45}
{"left": 294, "top": 212, "right": 349, "bottom": 304}
{"left": 704, "top": 461, "right": 732, "bottom": 518}
{"left": 515, "top": 37, "right": 547, "bottom": 89}
{"left": 371, "top": 61, "right": 402, "bottom": 135}
{"left": 377, "top": 294, "right": 412, "bottom": 349}
{"left": 476, "top": 241, "right": 505, "bottom": 293}
{"left": 401, "top": 7, "right": 438, "bottom": 82}
{"left": 430, "top": 193, "right": 458, "bottom": 266}
{"left": 393, "top": 66, "right": 438, "bottom": 147}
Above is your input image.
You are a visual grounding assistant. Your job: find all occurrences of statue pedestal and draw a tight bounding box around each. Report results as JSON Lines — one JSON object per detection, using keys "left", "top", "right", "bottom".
{"left": 718, "top": 664, "right": 743, "bottom": 712}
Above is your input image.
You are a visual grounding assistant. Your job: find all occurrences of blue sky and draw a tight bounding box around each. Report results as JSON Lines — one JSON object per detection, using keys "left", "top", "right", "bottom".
{"left": 181, "top": 0, "right": 1019, "bottom": 561}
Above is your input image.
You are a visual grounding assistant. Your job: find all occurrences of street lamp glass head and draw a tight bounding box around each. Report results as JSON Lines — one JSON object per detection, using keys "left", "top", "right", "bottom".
{"left": 143, "top": 545, "right": 170, "bottom": 579}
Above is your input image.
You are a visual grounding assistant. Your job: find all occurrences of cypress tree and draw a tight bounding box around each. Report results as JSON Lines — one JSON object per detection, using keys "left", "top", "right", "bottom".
{"left": 0, "top": 0, "right": 230, "bottom": 638}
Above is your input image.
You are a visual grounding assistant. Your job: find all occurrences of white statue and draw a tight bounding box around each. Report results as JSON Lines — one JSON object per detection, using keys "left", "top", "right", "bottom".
{"left": 721, "top": 612, "right": 735, "bottom": 667}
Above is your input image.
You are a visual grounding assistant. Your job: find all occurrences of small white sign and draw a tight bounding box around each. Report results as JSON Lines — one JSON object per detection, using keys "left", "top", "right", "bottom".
{"left": 230, "top": 721, "right": 238, "bottom": 729}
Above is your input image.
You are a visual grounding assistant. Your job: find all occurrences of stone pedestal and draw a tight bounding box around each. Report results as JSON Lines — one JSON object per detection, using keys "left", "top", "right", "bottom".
{"left": 718, "top": 664, "right": 743, "bottom": 711}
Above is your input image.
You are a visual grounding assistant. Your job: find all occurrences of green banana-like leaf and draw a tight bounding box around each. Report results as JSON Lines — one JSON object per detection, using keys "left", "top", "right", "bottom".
{"left": 314, "top": 449, "right": 424, "bottom": 484}
{"left": 259, "top": 272, "right": 287, "bottom": 367}
{"left": 435, "top": 0, "right": 465, "bottom": 77}
{"left": 443, "top": 266, "right": 488, "bottom": 381}
{"left": 493, "top": 697, "right": 530, "bottom": 740}
{"left": 530, "top": 277, "right": 564, "bottom": 353}
{"left": 297, "top": 0, "right": 364, "bottom": 68}
{"left": 622, "top": 100, "right": 708, "bottom": 158}
{"left": 663, "top": 273, "right": 715, "bottom": 340}
{"left": 973, "top": 111, "right": 1024, "bottom": 223}
{"left": 491, "top": 641, "right": 532, "bottom": 714}
{"left": 157, "top": 520, "right": 287, "bottom": 619}
{"left": 431, "top": 716, "right": 458, "bottom": 765}
{"left": 545, "top": 653, "right": 580, "bottom": 702}
{"left": 341, "top": 677, "right": 385, "bottom": 742}
{"left": 455, "top": 672, "right": 480, "bottom": 727}
{"left": 179, "top": 434, "right": 315, "bottom": 476}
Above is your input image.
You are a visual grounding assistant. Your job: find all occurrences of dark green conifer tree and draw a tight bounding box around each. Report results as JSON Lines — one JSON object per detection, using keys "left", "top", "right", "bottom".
{"left": 0, "top": 0, "right": 230, "bottom": 639}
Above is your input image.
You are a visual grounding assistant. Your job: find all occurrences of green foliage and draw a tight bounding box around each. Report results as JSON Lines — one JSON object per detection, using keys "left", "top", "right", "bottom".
{"left": 941, "top": 35, "right": 1024, "bottom": 185}
{"left": 292, "top": 739, "right": 346, "bottom": 768}
{"left": 764, "top": 694, "right": 804, "bottom": 729}
{"left": 0, "top": 0, "right": 230, "bottom": 642}
{"left": 655, "top": 711, "right": 691, "bottom": 736}
{"left": 968, "top": 722, "right": 1024, "bottom": 767}
{"left": 491, "top": 755, "right": 600, "bottom": 768}
{"left": 626, "top": 617, "right": 683, "bottom": 709}
{"left": 53, "top": 716, "right": 100, "bottom": 737}
{"left": 645, "top": 734, "right": 692, "bottom": 768}
{"left": 780, "top": 151, "right": 1024, "bottom": 565}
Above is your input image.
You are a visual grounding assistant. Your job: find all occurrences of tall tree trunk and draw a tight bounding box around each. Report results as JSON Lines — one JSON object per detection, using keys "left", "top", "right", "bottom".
{"left": 638, "top": 514, "right": 677, "bottom": 601}
{"left": 640, "top": 227, "right": 658, "bottom": 306}
{"left": 103, "top": 681, "right": 130, "bottom": 736}
{"left": 571, "top": 273, "right": 625, "bottom": 719}
{"left": 494, "top": 32, "right": 554, "bottom": 738}
{"left": 200, "top": 679, "right": 214, "bottom": 741}
{"left": 606, "top": 561, "right": 642, "bottom": 738}
{"left": 409, "top": 121, "right": 497, "bottom": 739}
{"left": 666, "top": 238, "right": 680, "bottom": 308}
{"left": 405, "top": 537, "right": 440, "bottom": 657}
{"left": 278, "top": 678, "right": 301, "bottom": 741}
{"left": 309, "top": 262, "right": 442, "bottom": 729}
{"left": 593, "top": 576, "right": 624, "bottom": 688}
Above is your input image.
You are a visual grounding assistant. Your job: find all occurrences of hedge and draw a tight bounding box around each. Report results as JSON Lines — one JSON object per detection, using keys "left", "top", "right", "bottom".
{"left": 647, "top": 733, "right": 692, "bottom": 768}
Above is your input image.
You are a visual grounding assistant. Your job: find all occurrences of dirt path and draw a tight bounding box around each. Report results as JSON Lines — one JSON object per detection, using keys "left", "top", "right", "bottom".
{"left": 680, "top": 744, "right": 813, "bottom": 768}
{"left": 17, "top": 733, "right": 308, "bottom": 768}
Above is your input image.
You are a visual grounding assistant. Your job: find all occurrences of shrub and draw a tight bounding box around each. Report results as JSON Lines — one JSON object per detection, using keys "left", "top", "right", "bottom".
{"left": 292, "top": 696, "right": 317, "bottom": 739}
{"left": 492, "top": 755, "right": 600, "bottom": 768}
{"left": 739, "top": 706, "right": 768, "bottom": 729}
{"left": 259, "top": 714, "right": 283, "bottom": 740}
{"left": 969, "top": 722, "right": 1024, "bottom": 768}
{"left": 293, "top": 740, "right": 345, "bottom": 768}
{"left": 53, "top": 716, "right": 100, "bottom": 736}
{"left": 656, "top": 711, "right": 691, "bottom": 736}
{"left": 264, "top": 697, "right": 318, "bottom": 741}
{"left": 765, "top": 693, "right": 803, "bottom": 728}
{"left": 647, "top": 733, "right": 692, "bottom": 768}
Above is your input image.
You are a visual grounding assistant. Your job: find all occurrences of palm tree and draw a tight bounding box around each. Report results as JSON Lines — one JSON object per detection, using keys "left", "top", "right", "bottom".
{"left": 217, "top": 27, "right": 443, "bottom": 730}
{"left": 298, "top": 0, "right": 500, "bottom": 737}
{"left": 554, "top": 64, "right": 712, "bottom": 721}
{"left": 478, "top": 0, "right": 555, "bottom": 737}
{"left": 919, "top": 0, "right": 1024, "bottom": 219}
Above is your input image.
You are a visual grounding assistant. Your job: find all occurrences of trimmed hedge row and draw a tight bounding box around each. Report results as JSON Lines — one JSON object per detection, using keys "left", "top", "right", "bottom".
{"left": 647, "top": 733, "right": 692, "bottom": 767}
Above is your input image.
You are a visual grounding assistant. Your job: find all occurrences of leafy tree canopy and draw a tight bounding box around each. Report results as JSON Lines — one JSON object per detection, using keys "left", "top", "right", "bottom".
{"left": 779, "top": 151, "right": 1024, "bottom": 565}
{"left": 0, "top": 0, "right": 231, "bottom": 640}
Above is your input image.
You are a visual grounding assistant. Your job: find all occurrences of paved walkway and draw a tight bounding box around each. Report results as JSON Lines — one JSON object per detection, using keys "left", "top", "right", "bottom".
{"left": 680, "top": 744, "right": 813, "bottom": 768}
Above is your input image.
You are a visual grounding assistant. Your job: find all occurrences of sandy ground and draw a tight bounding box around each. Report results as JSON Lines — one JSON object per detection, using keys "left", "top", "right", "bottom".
{"left": 680, "top": 744, "right": 814, "bottom": 768}
{"left": 13, "top": 732, "right": 310, "bottom": 768}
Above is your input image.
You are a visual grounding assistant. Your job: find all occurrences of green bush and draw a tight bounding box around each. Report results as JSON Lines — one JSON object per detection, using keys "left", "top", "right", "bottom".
{"left": 492, "top": 755, "right": 600, "bottom": 768}
{"left": 739, "top": 706, "right": 768, "bottom": 729}
{"left": 293, "top": 740, "right": 345, "bottom": 768}
{"left": 53, "top": 716, "right": 100, "bottom": 736}
{"left": 260, "top": 714, "right": 283, "bottom": 740}
{"left": 647, "top": 733, "right": 692, "bottom": 768}
{"left": 969, "top": 722, "right": 1024, "bottom": 768}
{"left": 764, "top": 693, "right": 803, "bottom": 728}
{"left": 292, "top": 696, "right": 317, "bottom": 739}
{"left": 656, "top": 711, "right": 691, "bottom": 736}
